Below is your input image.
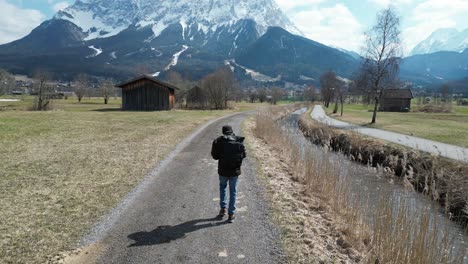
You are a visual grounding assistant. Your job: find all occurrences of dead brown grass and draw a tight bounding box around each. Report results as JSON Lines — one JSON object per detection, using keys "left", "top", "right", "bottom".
{"left": 246, "top": 107, "right": 369, "bottom": 263}
{"left": 247, "top": 105, "right": 465, "bottom": 264}
{"left": 415, "top": 104, "right": 453, "bottom": 113}
{"left": 0, "top": 105, "right": 251, "bottom": 263}
{"left": 299, "top": 111, "right": 468, "bottom": 226}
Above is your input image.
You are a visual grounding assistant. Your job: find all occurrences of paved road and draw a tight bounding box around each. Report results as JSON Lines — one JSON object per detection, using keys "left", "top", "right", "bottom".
{"left": 311, "top": 105, "right": 468, "bottom": 163}
{"left": 83, "top": 112, "right": 284, "bottom": 263}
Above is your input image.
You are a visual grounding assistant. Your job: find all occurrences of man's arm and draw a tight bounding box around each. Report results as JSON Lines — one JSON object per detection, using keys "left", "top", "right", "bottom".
{"left": 211, "top": 139, "right": 220, "bottom": 160}
{"left": 240, "top": 144, "right": 246, "bottom": 160}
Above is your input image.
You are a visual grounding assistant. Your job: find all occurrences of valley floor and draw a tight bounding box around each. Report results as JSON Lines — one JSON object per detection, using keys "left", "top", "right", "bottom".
{"left": 0, "top": 97, "right": 262, "bottom": 263}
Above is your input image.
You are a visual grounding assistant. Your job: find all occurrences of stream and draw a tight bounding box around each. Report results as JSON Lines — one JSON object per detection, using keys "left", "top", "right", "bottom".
{"left": 283, "top": 108, "right": 468, "bottom": 262}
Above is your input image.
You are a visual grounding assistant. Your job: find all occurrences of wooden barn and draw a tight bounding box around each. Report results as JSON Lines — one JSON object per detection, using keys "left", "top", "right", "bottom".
{"left": 380, "top": 89, "right": 414, "bottom": 112}
{"left": 116, "top": 75, "right": 178, "bottom": 111}
{"left": 186, "top": 86, "right": 208, "bottom": 109}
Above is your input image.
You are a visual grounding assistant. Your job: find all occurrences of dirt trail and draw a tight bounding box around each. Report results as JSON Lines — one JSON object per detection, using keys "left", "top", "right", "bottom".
{"left": 63, "top": 112, "right": 284, "bottom": 264}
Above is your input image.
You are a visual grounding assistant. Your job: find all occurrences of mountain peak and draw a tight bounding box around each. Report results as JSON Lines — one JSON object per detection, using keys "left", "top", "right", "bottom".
{"left": 55, "top": 0, "right": 302, "bottom": 41}
{"left": 410, "top": 27, "right": 468, "bottom": 56}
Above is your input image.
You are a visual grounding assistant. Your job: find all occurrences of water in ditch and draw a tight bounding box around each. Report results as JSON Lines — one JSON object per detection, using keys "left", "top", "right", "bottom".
{"left": 282, "top": 108, "right": 468, "bottom": 262}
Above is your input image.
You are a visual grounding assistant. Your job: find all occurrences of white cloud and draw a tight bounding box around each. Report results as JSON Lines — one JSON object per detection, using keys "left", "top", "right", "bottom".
{"left": 275, "top": 0, "right": 324, "bottom": 11}
{"left": 369, "top": 0, "right": 414, "bottom": 7}
{"left": 291, "top": 4, "right": 365, "bottom": 52}
{"left": 402, "top": 0, "right": 468, "bottom": 54}
{"left": 0, "top": 0, "right": 45, "bottom": 44}
{"left": 52, "top": 1, "right": 70, "bottom": 12}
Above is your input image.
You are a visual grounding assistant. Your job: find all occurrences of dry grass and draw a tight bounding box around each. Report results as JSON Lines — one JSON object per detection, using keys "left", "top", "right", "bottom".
{"left": 0, "top": 100, "right": 264, "bottom": 263}
{"left": 248, "top": 105, "right": 465, "bottom": 264}
{"left": 325, "top": 103, "right": 468, "bottom": 147}
{"left": 415, "top": 103, "right": 453, "bottom": 113}
{"left": 299, "top": 111, "right": 468, "bottom": 227}
{"left": 246, "top": 106, "right": 369, "bottom": 263}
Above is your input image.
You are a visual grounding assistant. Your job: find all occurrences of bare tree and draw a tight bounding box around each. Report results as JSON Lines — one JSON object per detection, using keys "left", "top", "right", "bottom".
{"left": 258, "top": 88, "right": 267, "bottom": 103}
{"left": 360, "top": 8, "right": 401, "bottom": 123}
{"left": 440, "top": 84, "right": 452, "bottom": 103}
{"left": 32, "top": 69, "right": 53, "bottom": 111}
{"left": 270, "top": 87, "right": 284, "bottom": 105}
{"left": 231, "top": 82, "right": 244, "bottom": 103}
{"left": 202, "top": 66, "right": 234, "bottom": 109}
{"left": 74, "top": 74, "right": 89, "bottom": 103}
{"left": 248, "top": 90, "right": 258, "bottom": 103}
{"left": 320, "top": 71, "right": 337, "bottom": 108}
{"left": 0, "top": 69, "right": 15, "bottom": 96}
{"left": 303, "top": 85, "right": 318, "bottom": 102}
{"left": 100, "top": 79, "right": 114, "bottom": 104}
{"left": 166, "top": 71, "right": 188, "bottom": 104}
{"left": 337, "top": 80, "right": 349, "bottom": 116}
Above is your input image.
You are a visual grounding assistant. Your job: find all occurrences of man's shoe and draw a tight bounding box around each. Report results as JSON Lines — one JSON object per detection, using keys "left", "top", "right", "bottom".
{"left": 218, "top": 208, "right": 227, "bottom": 218}
{"left": 227, "top": 214, "right": 235, "bottom": 223}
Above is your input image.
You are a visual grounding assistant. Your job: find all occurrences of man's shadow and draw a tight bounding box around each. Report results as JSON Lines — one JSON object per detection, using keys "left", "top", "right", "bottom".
{"left": 128, "top": 217, "right": 228, "bottom": 247}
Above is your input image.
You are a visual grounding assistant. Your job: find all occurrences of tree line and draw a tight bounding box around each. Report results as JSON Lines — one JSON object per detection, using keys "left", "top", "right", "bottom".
{"left": 319, "top": 8, "right": 403, "bottom": 123}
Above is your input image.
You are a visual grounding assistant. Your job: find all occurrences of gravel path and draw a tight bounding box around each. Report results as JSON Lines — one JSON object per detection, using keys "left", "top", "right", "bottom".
{"left": 83, "top": 112, "right": 284, "bottom": 263}
{"left": 311, "top": 105, "right": 468, "bottom": 163}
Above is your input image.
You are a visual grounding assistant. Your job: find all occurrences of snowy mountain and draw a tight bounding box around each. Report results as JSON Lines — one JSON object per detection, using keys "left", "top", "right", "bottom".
{"left": 56, "top": 0, "right": 302, "bottom": 42}
{"left": 410, "top": 28, "right": 468, "bottom": 56}
{"left": 0, "top": 0, "right": 371, "bottom": 86}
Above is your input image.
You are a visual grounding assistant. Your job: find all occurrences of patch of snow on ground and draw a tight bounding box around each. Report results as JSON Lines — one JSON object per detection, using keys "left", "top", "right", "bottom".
{"left": 180, "top": 20, "right": 187, "bottom": 40}
{"left": 152, "top": 21, "right": 167, "bottom": 38}
{"left": 337, "top": 76, "right": 353, "bottom": 84}
{"left": 153, "top": 72, "right": 161, "bottom": 77}
{"left": 151, "top": 47, "right": 163, "bottom": 57}
{"left": 224, "top": 60, "right": 235, "bottom": 72}
{"left": 165, "top": 45, "right": 189, "bottom": 71}
{"left": 436, "top": 76, "right": 444, "bottom": 80}
{"left": 300, "top": 75, "right": 314, "bottom": 81}
{"left": 110, "top": 52, "right": 117, "bottom": 59}
{"left": 227, "top": 60, "right": 281, "bottom": 82}
{"left": 86, "top": 46, "right": 103, "bottom": 58}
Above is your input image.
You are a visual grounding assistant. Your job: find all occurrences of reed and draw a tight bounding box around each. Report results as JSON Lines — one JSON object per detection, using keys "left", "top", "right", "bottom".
{"left": 254, "top": 106, "right": 466, "bottom": 264}
{"left": 298, "top": 110, "right": 468, "bottom": 227}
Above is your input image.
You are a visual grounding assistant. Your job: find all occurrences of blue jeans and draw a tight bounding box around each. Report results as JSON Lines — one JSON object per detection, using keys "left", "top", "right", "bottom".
{"left": 219, "top": 176, "right": 239, "bottom": 215}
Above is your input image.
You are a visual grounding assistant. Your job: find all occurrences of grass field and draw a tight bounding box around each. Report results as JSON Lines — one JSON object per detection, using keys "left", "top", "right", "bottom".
{"left": 324, "top": 103, "right": 468, "bottom": 147}
{"left": 0, "top": 96, "right": 264, "bottom": 263}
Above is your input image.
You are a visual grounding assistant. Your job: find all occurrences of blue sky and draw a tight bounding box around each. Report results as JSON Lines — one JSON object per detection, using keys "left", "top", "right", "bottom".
{"left": 1, "top": 0, "right": 468, "bottom": 54}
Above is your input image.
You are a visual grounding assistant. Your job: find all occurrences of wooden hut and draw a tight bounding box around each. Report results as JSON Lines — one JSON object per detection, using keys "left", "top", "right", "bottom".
{"left": 116, "top": 75, "right": 178, "bottom": 111}
{"left": 380, "top": 89, "right": 414, "bottom": 112}
{"left": 186, "top": 86, "right": 208, "bottom": 109}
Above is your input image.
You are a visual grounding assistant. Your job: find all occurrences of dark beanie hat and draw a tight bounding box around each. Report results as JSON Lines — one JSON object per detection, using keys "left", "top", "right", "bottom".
{"left": 222, "top": 125, "right": 233, "bottom": 135}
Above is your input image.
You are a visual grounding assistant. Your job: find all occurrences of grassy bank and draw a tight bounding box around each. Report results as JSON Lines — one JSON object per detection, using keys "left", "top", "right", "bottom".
{"left": 248, "top": 105, "right": 465, "bottom": 263}
{"left": 0, "top": 98, "right": 263, "bottom": 263}
{"left": 244, "top": 107, "right": 367, "bottom": 263}
{"left": 299, "top": 109, "right": 468, "bottom": 227}
{"left": 325, "top": 103, "right": 468, "bottom": 147}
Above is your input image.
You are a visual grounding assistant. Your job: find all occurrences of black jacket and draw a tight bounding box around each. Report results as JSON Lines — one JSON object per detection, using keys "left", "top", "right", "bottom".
{"left": 211, "top": 134, "right": 246, "bottom": 177}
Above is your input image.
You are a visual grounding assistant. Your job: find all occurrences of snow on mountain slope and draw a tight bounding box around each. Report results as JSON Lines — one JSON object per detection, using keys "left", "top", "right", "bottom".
{"left": 165, "top": 45, "right": 189, "bottom": 70}
{"left": 86, "top": 45, "right": 103, "bottom": 58}
{"left": 411, "top": 28, "right": 468, "bottom": 55}
{"left": 226, "top": 59, "right": 281, "bottom": 82}
{"left": 55, "top": 0, "right": 302, "bottom": 41}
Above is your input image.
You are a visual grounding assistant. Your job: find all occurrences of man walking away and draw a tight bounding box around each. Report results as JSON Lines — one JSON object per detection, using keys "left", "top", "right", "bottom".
{"left": 211, "top": 125, "right": 246, "bottom": 223}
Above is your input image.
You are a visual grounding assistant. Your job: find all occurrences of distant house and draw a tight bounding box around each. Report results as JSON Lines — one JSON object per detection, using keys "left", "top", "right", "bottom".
{"left": 116, "top": 75, "right": 178, "bottom": 111}
{"left": 186, "top": 86, "right": 208, "bottom": 109}
{"left": 380, "top": 89, "right": 414, "bottom": 112}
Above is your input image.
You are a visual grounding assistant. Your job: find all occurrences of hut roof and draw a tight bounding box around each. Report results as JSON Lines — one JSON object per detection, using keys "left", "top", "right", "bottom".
{"left": 116, "top": 75, "right": 180, "bottom": 91}
{"left": 382, "top": 89, "right": 414, "bottom": 99}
